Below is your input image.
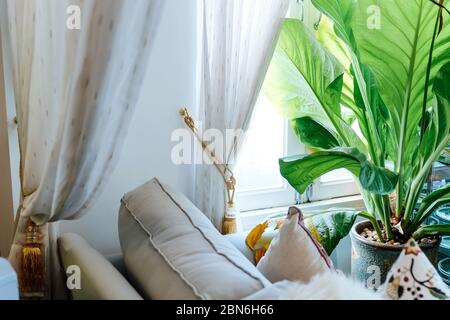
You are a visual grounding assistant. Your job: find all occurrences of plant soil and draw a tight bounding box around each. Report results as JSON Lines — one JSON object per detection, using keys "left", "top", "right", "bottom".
{"left": 360, "top": 226, "right": 437, "bottom": 245}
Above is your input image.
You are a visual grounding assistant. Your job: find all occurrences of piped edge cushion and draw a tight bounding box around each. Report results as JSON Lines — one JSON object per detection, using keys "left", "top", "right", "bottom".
{"left": 256, "top": 206, "right": 333, "bottom": 283}
{"left": 118, "top": 178, "right": 270, "bottom": 300}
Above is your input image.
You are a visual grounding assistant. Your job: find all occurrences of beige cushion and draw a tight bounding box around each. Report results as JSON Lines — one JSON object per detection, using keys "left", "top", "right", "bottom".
{"left": 225, "top": 233, "right": 255, "bottom": 264}
{"left": 256, "top": 207, "right": 332, "bottom": 283}
{"left": 58, "top": 233, "right": 143, "bottom": 300}
{"left": 118, "top": 178, "right": 270, "bottom": 300}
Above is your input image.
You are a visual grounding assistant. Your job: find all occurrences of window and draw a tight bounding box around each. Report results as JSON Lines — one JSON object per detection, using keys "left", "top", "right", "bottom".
{"left": 234, "top": 0, "right": 360, "bottom": 212}
{"left": 235, "top": 94, "right": 304, "bottom": 211}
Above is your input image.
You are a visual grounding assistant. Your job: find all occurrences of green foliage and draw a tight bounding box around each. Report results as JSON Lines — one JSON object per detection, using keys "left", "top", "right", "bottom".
{"left": 279, "top": 147, "right": 398, "bottom": 195}
{"left": 290, "top": 117, "right": 339, "bottom": 149}
{"left": 413, "top": 224, "right": 450, "bottom": 241}
{"left": 265, "top": 0, "right": 450, "bottom": 243}
{"left": 304, "top": 209, "right": 358, "bottom": 255}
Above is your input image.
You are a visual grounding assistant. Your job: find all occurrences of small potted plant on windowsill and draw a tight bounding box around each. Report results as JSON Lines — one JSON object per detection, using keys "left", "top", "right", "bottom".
{"left": 264, "top": 0, "right": 450, "bottom": 284}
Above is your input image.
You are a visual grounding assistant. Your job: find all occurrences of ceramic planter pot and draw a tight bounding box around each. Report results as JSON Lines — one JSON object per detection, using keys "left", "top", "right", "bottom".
{"left": 350, "top": 220, "right": 441, "bottom": 287}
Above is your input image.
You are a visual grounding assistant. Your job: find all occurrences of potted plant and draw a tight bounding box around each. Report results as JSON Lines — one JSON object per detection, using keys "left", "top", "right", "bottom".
{"left": 264, "top": 0, "right": 450, "bottom": 285}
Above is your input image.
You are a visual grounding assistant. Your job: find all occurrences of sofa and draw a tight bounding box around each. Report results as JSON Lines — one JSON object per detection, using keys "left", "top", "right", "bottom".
{"left": 58, "top": 231, "right": 260, "bottom": 300}
{"left": 56, "top": 178, "right": 351, "bottom": 300}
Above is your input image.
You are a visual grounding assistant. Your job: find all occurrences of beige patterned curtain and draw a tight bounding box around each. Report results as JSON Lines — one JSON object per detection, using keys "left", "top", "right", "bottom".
{"left": 195, "top": 0, "right": 289, "bottom": 230}
{"left": 3, "top": 0, "right": 164, "bottom": 298}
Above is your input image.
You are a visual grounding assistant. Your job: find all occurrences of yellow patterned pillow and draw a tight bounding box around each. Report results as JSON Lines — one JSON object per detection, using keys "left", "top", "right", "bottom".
{"left": 245, "top": 218, "right": 284, "bottom": 264}
{"left": 245, "top": 217, "right": 321, "bottom": 263}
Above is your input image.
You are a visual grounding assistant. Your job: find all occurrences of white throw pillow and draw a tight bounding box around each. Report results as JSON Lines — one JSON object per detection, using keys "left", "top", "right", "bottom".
{"left": 256, "top": 207, "right": 333, "bottom": 283}
{"left": 118, "top": 178, "right": 270, "bottom": 300}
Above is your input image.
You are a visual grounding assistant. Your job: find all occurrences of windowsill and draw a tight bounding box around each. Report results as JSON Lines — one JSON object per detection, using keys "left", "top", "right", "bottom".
{"left": 240, "top": 194, "right": 365, "bottom": 231}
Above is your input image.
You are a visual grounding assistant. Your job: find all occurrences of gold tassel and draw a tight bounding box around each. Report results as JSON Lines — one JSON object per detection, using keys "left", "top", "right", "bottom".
{"left": 222, "top": 215, "right": 237, "bottom": 235}
{"left": 222, "top": 177, "right": 238, "bottom": 235}
{"left": 19, "top": 220, "right": 45, "bottom": 299}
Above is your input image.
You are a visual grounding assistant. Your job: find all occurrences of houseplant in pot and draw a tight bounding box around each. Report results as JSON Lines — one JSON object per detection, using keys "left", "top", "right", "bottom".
{"left": 264, "top": 0, "right": 450, "bottom": 285}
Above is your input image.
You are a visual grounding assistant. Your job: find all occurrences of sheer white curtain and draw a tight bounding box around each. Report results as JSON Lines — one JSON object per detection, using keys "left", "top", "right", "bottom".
{"left": 4, "top": 0, "right": 164, "bottom": 297}
{"left": 196, "top": 0, "right": 289, "bottom": 230}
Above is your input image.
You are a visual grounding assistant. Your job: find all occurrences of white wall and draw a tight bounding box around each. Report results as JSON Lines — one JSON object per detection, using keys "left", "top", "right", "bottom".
{"left": 59, "top": 0, "right": 198, "bottom": 256}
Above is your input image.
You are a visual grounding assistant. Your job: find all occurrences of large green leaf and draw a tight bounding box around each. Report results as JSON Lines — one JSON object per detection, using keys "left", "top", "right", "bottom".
{"left": 353, "top": 0, "right": 450, "bottom": 142}
{"left": 317, "top": 16, "right": 357, "bottom": 114}
{"left": 264, "top": 18, "right": 366, "bottom": 152}
{"left": 432, "top": 62, "right": 450, "bottom": 145}
{"left": 352, "top": 64, "right": 394, "bottom": 159}
{"left": 312, "top": 0, "right": 358, "bottom": 116}
{"left": 312, "top": 0, "right": 389, "bottom": 166}
{"left": 311, "top": 0, "right": 356, "bottom": 47}
{"left": 413, "top": 224, "right": 450, "bottom": 241}
{"left": 304, "top": 209, "right": 358, "bottom": 255}
{"left": 279, "top": 147, "right": 398, "bottom": 195}
{"left": 352, "top": 0, "right": 450, "bottom": 207}
{"left": 420, "top": 184, "right": 450, "bottom": 211}
{"left": 415, "top": 63, "right": 450, "bottom": 182}
{"left": 405, "top": 63, "right": 450, "bottom": 226}
{"left": 291, "top": 117, "right": 339, "bottom": 149}
{"left": 408, "top": 184, "right": 450, "bottom": 235}
{"left": 264, "top": 19, "right": 341, "bottom": 120}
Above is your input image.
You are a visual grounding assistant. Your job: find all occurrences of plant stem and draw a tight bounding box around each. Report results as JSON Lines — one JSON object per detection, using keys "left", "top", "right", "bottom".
{"left": 402, "top": 170, "right": 429, "bottom": 232}
{"left": 372, "top": 218, "right": 384, "bottom": 243}
{"left": 403, "top": 136, "right": 449, "bottom": 227}
{"left": 419, "top": 1, "right": 443, "bottom": 142}
{"left": 381, "top": 194, "right": 392, "bottom": 221}
{"left": 373, "top": 194, "right": 393, "bottom": 241}
{"left": 359, "top": 211, "right": 384, "bottom": 242}
{"left": 430, "top": 0, "right": 450, "bottom": 15}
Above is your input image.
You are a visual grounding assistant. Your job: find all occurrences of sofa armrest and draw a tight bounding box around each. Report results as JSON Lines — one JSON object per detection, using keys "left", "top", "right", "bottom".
{"left": 58, "top": 233, "right": 143, "bottom": 300}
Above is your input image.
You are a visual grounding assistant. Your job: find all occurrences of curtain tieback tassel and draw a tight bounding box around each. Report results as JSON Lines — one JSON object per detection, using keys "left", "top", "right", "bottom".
{"left": 19, "top": 220, "right": 46, "bottom": 299}
{"left": 222, "top": 177, "right": 239, "bottom": 234}
{"left": 180, "top": 107, "right": 241, "bottom": 235}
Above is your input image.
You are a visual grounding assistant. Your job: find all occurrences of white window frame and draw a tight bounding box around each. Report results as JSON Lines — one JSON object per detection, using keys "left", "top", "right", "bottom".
{"left": 236, "top": 0, "right": 360, "bottom": 213}
{"left": 236, "top": 118, "right": 304, "bottom": 211}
